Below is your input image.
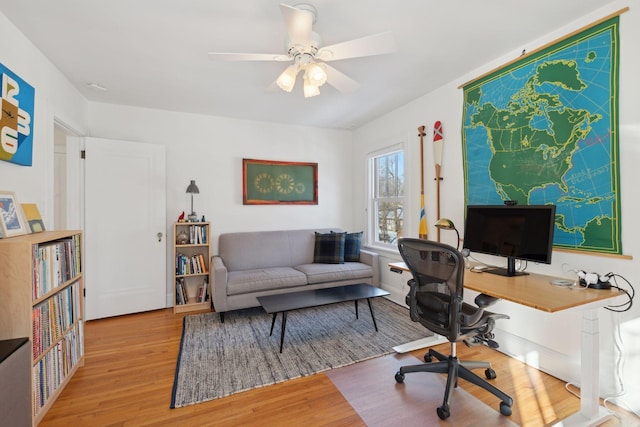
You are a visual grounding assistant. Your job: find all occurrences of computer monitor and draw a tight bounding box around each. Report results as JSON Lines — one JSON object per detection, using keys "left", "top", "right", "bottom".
{"left": 463, "top": 204, "right": 556, "bottom": 277}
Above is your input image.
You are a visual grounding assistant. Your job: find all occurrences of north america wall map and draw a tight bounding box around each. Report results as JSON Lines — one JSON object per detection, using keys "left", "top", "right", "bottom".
{"left": 462, "top": 17, "right": 621, "bottom": 254}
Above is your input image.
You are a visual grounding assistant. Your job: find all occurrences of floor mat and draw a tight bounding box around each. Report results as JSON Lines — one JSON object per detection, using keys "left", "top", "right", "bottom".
{"left": 327, "top": 352, "right": 517, "bottom": 427}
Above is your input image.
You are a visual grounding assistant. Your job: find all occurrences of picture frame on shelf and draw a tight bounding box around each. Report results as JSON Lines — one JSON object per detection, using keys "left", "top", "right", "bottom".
{"left": 242, "top": 158, "right": 318, "bottom": 205}
{"left": 21, "top": 203, "right": 45, "bottom": 233}
{"left": 0, "top": 191, "right": 28, "bottom": 237}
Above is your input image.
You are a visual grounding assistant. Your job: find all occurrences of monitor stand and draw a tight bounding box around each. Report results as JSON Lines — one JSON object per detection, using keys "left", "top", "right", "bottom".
{"left": 485, "top": 256, "right": 529, "bottom": 277}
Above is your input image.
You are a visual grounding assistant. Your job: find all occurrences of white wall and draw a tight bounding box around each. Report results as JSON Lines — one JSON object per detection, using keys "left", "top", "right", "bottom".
{"left": 353, "top": 1, "right": 639, "bottom": 407}
{"left": 87, "top": 103, "right": 354, "bottom": 248}
{"left": 0, "top": 12, "right": 88, "bottom": 225}
{"left": 87, "top": 102, "right": 355, "bottom": 305}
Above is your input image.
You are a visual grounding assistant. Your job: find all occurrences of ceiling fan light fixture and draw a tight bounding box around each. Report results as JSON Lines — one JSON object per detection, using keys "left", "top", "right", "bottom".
{"left": 305, "top": 61, "right": 327, "bottom": 87}
{"left": 276, "top": 64, "right": 299, "bottom": 92}
{"left": 303, "top": 76, "right": 320, "bottom": 98}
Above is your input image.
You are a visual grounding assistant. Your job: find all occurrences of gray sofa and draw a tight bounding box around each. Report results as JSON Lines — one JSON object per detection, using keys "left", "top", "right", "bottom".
{"left": 210, "top": 228, "right": 380, "bottom": 320}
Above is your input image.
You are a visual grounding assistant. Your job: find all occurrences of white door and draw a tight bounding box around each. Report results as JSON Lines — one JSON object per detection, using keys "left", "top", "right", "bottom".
{"left": 84, "top": 137, "right": 166, "bottom": 320}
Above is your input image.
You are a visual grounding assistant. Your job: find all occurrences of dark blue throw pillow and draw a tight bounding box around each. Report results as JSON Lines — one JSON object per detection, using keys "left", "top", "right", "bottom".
{"left": 344, "top": 231, "right": 363, "bottom": 262}
{"left": 314, "top": 232, "right": 346, "bottom": 264}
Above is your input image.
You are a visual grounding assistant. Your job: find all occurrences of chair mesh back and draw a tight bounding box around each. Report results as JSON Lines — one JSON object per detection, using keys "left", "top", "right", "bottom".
{"left": 398, "top": 238, "right": 465, "bottom": 340}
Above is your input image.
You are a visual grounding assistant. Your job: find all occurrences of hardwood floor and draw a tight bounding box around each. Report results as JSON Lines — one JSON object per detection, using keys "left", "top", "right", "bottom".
{"left": 40, "top": 308, "right": 637, "bottom": 426}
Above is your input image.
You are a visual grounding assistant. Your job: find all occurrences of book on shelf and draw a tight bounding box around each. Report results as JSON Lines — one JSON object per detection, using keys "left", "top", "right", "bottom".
{"left": 175, "top": 284, "right": 183, "bottom": 305}
{"left": 196, "top": 285, "right": 204, "bottom": 303}
{"left": 185, "top": 223, "right": 208, "bottom": 245}
{"left": 198, "top": 253, "right": 207, "bottom": 273}
{"left": 32, "top": 283, "right": 80, "bottom": 360}
{"left": 175, "top": 278, "right": 188, "bottom": 305}
{"left": 195, "top": 279, "right": 210, "bottom": 303}
{"left": 176, "top": 253, "right": 208, "bottom": 276}
{"left": 33, "top": 237, "right": 81, "bottom": 299}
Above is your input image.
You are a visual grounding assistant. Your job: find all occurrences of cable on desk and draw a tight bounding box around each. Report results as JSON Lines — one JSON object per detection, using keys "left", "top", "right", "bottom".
{"left": 604, "top": 274, "right": 634, "bottom": 313}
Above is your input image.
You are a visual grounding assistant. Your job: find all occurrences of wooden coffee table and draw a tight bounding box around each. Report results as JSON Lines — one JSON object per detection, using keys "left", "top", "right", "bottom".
{"left": 257, "top": 283, "right": 390, "bottom": 353}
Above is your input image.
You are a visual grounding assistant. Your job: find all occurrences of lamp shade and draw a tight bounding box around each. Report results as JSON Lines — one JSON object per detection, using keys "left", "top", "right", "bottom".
{"left": 434, "top": 218, "right": 456, "bottom": 230}
{"left": 303, "top": 75, "right": 320, "bottom": 98}
{"left": 306, "top": 62, "right": 327, "bottom": 87}
{"left": 276, "top": 65, "right": 299, "bottom": 92}
{"left": 434, "top": 218, "right": 460, "bottom": 250}
{"left": 186, "top": 180, "right": 199, "bottom": 194}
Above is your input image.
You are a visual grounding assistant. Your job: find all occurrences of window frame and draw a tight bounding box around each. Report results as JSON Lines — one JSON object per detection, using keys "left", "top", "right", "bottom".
{"left": 367, "top": 143, "right": 405, "bottom": 251}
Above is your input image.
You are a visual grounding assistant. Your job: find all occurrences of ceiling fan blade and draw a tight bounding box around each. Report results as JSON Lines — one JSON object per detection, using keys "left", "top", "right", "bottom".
{"left": 316, "top": 31, "right": 397, "bottom": 62}
{"left": 323, "top": 63, "right": 360, "bottom": 94}
{"left": 208, "top": 52, "right": 291, "bottom": 62}
{"left": 280, "top": 3, "right": 313, "bottom": 47}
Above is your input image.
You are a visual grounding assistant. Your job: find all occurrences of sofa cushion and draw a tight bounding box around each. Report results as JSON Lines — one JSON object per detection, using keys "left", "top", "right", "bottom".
{"left": 313, "top": 232, "right": 346, "bottom": 264}
{"left": 344, "top": 231, "right": 363, "bottom": 262}
{"left": 295, "top": 262, "right": 373, "bottom": 284}
{"left": 227, "top": 267, "right": 308, "bottom": 295}
{"left": 219, "top": 228, "right": 340, "bottom": 271}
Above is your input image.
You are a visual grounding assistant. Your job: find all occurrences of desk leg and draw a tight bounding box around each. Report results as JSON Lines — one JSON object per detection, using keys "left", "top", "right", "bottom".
{"left": 555, "top": 309, "right": 612, "bottom": 426}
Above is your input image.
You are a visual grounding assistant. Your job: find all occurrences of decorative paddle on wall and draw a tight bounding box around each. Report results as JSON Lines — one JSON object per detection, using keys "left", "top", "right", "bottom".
{"left": 433, "top": 121, "right": 444, "bottom": 241}
{"left": 418, "top": 125, "right": 428, "bottom": 239}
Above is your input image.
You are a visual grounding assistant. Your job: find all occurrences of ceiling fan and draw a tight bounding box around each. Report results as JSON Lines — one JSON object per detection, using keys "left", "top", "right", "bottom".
{"left": 208, "top": 3, "right": 397, "bottom": 98}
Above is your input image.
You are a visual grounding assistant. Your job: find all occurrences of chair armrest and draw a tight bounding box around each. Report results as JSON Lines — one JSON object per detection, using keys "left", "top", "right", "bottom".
{"left": 210, "top": 256, "right": 228, "bottom": 312}
{"left": 474, "top": 293, "right": 499, "bottom": 308}
{"left": 359, "top": 249, "right": 379, "bottom": 286}
{"left": 460, "top": 303, "right": 485, "bottom": 327}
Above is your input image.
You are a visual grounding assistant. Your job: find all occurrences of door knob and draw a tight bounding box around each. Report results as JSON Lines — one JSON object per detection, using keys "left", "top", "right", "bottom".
{"left": 157, "top": 232, "right": 163, "bottom": 242}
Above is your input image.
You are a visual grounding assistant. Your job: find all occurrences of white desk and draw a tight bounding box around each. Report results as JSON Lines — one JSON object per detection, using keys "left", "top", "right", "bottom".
{"left": 389, "top": 261, "right": 621, "bottom": 426}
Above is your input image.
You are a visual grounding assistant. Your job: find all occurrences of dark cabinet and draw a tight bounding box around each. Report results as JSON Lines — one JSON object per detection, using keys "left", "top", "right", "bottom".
{"left": 0, "top": 338, "right": 30, "bottom": 427}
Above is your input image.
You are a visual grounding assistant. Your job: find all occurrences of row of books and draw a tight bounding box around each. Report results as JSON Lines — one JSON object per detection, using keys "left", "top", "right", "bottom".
{"left": 188, "top": 224, "right": 208, "bottom": 244}
{"left": 32, "top": 282, "right": 81, "bottom": 360}
{"left": 32, "top": 323, "right": 83, "bottom": 416}
{"left": 175, "top": 252, "right": 208, "bottom": 275}
{"left": 175, "top": 278, "right": 209, "bottom": 305}
{"left": 32, "top": 235, "right": 81, "bottom": 300}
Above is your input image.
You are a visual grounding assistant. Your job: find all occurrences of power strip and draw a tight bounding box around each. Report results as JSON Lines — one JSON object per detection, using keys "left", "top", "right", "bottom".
{"left": 577, "top": 270, "right": 612, "bottom": 290}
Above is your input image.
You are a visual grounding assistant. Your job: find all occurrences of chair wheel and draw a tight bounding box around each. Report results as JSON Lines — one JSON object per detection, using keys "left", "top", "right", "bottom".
{"left": 424, "top": 353, "right": 433, "bottom": 362}
{"left": 395, "top": 371, "right": 405, "bottom": 383}
{"left": 485, "top": 368, "right": 497, "bottom": 379}
{"left": 437, "top": 405, "right": 450, "bottom": 420}
{"left": 500, "top": 401, "right": 512, "bottom": 416}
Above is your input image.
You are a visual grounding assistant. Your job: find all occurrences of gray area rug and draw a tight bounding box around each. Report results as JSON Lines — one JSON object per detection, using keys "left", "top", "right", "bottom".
{"left": 171, "top": 297, "right": 432, "bottom": 408}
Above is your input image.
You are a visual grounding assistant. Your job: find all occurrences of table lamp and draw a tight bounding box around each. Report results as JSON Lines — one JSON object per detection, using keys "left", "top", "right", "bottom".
{"left": 434, "top": 218, "right": 460, "bottom": 250}
{"left": 186, "top": 180, "right": 200, "bottom": 222}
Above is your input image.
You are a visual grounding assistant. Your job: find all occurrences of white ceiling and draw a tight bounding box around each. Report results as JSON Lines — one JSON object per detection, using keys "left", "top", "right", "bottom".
{"left": 0, "top": 0, "right": 619, "bottom": 129}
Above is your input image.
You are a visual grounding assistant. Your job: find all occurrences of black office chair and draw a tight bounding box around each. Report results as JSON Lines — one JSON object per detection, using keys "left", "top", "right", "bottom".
{"left": 394, "top": 238, "right": 513, "bottom": 420}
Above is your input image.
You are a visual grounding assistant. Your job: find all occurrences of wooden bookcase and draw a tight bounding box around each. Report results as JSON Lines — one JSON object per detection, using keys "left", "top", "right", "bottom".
{"left": 0, "top": 230, "right": 84, "bottom": 426}
{"left": 173, "top": 222, "right": 211, "bottom": 313}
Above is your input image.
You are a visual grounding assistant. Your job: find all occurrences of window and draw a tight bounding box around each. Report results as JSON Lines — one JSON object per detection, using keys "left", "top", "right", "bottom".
{"left": 369, "top": 148, "right": 404, "bottom": 248}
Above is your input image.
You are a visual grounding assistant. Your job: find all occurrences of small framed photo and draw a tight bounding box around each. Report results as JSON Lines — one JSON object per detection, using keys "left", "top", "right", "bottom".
{"left": 21, "top": 203, "right": 46, "bottom": 233}
{"left": 0, "top": 191, "right": 28, "bottom": 237}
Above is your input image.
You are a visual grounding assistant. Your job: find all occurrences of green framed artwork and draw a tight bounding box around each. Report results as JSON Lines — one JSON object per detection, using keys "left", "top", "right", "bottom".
{"left": 243, "top": 158, "right": 318, "bottom": 205}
